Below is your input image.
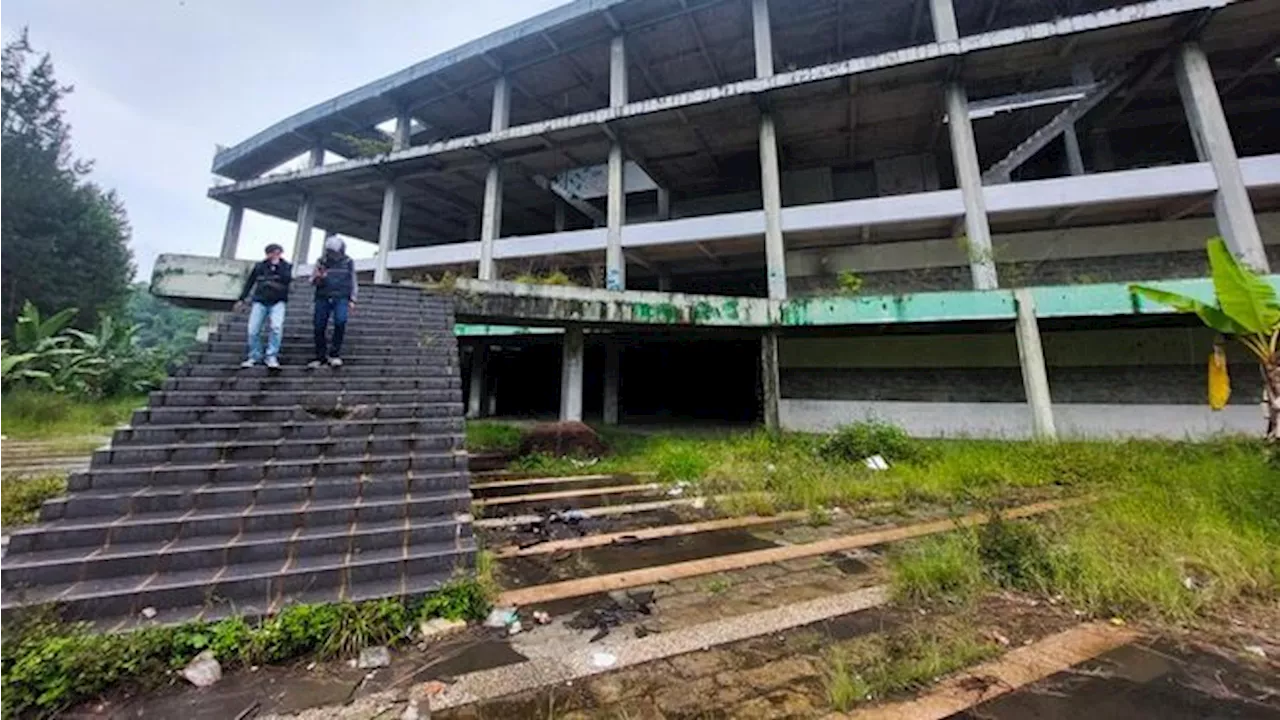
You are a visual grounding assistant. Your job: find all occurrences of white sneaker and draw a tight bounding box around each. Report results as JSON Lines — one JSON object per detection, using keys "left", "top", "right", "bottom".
{"left": 328, "top": 357, "right": 344, "bottom": 367}
{"left": 240, "top": 359, "right": 257, "bottom": 369}
{"left": 265, "top": 357, "right": 280, "bottom": 370}
{"left": 307, "top": 359, "right": 323, "bottom": 370}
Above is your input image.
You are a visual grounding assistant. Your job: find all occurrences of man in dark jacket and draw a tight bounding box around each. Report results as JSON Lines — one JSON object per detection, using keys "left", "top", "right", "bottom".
{"left": 235, "top": 243, "right": 292, "bottom": 369}
{"left": 309, "top": 233, "right": 358, "bottom": 368}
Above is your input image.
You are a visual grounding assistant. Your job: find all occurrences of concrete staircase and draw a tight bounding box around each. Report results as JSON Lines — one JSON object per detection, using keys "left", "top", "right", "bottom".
{"left": 1, "top": 283, "right": 476, "bottom": 629}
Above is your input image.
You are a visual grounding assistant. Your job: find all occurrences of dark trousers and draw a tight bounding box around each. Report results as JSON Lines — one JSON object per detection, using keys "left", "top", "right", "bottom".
{"left": 313, "top": 297, "right": 350, "bottom": 359}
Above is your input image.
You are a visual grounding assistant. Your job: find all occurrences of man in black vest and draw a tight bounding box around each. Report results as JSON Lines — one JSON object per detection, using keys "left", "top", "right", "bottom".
{"left": 235, "top": 243, "right": 292, "bottom": 370}
{"left": 309, "top": 233, "right": 358, "bottom": 368}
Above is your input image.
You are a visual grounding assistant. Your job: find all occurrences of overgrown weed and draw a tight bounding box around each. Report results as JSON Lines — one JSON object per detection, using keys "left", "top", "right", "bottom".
{"left": 1, "top": 391, "right": 143, "bottom": 439}
{"left": 1, "top": 474, "right": 67, "bottom": 526}
{"left": 823, "top": 624, "right": 998, "bottom": 710}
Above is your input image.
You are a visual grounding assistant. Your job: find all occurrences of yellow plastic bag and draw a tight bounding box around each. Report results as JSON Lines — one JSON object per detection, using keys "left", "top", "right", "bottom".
{"left": 1208, "top": 342, "right": 1230, "bottom": 411}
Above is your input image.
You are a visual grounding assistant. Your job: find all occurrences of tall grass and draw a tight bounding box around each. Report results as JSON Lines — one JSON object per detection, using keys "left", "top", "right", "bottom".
{"left": 1, "top": 391, "right": 143, "bottom": 439}
{"left": 465, "top": 421, "right": 524, "bottom": 453}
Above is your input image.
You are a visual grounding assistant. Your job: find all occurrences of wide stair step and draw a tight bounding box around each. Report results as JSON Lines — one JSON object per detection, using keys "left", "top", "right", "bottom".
{"left": 1, "top": 285, "right": 476, "bottom": 624}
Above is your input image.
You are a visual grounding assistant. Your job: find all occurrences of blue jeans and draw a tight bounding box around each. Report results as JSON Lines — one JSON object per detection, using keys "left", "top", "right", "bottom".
{"left": 314, "top": 297, "right": 350, "bottom": 360}
{"left": 246, "top": 301, "right": 285, "bottom": 362}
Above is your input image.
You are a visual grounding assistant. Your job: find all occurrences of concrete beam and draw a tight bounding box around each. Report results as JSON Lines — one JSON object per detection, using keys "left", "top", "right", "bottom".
{"left": 220, "top": 203, "right": 244, "bottom": 259}
{"left": 1174, "top": 42, "right": 1268, "bottom": 271}
{"left": 212, "top": 0, "right": 1235, "bottom": 200}
{"left": 560, "top": 325, "right": 585, "bottom": 422}
{"left": 1014, "top": 288, "right": 1057, "bottom": 439}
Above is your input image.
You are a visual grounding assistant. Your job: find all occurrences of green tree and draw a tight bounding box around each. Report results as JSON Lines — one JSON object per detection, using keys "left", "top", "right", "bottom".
{"left": 1, "top": 29, "right": 134, "bottom": 334}
{"left": 1130, "top": 238, "right": 1280, "bottom": 441}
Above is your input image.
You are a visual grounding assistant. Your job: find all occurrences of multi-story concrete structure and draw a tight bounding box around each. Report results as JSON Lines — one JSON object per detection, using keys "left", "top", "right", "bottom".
{"left": 208, "top": 0, "right": 1280, "bottom": 438}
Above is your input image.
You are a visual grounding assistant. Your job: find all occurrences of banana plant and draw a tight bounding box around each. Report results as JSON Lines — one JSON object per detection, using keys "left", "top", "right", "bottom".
{"left": 1130, "top": 238, "right": 1280, "bottom": 440}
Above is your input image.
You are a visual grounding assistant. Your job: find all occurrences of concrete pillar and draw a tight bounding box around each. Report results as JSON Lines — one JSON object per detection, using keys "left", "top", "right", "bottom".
{"left": 760, "top": 113, "right": 788, "bottom": 300}
{"left": 929, "top": 0, "right": 959, "bottom": 42}
{"left": 291, "top": 146, "right": 326, "bottom": 263}
{"left": 554, "top": 199, "right": 567, "bottom": 231}
{"left": 392, "top": 109, "right": 412, "bottom": 151}
{"left": 1014, "top": 289, "right": 1056, "bottom": 440}
{"left": 292, "top": 196, "right": 317, "bottom": 265}
{"left": 656, "top": 188, "right": 671, "bottom": 220}
{"left": 467, "top": 345, "right": 488, "bottom": 420}
{"left": 220, "top": 203, "right": 244, "bottom": 259}
{"left": 657, "top": 271, "right": 672, "bottom": 292}
{"left": 479, "top": 77, "right": 511, "bottom": 281}
{"left": 606, "top": 34, "right": 628, "bottom": 291}
{"left": 1174, "top": 42, "right": 1268, "bottom": 271}
{"left": 603, "top": 340, "right": 620, "bottom": 425}
{"left": 751, "top": 0, "right": 774, "bottom": 78}
{"left": 560, "top": 326, "right": 585, "bottom": 422}
{"left": 1063, "top": 125, "right": 1086, "bottom": 176}
{"left": 760, "top": 330, "right": 781, "bottom": 433}
{"left": 374, "top": 181, "right": 402, "bottom": 284}
{"left": 945, "top": 83, "right": 998, "bottom": 290}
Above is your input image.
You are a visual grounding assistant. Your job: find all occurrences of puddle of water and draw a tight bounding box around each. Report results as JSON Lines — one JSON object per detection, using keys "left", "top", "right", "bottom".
{"left": 948, "top": 643, "right": 1280, "bottom": 720}
{"left": 497, "top": 528, "right": 781, "bottom": 590}
{"left": 424, "top": 638, "right": 528, "bottom": 679}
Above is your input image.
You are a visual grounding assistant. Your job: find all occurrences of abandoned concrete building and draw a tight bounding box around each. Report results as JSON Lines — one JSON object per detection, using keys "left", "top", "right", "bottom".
{"left": 208, "top": 0, "right": 1280, "bottom": 439}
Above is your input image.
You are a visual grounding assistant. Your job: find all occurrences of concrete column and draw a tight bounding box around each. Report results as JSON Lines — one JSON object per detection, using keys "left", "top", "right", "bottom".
{"left": 1014, "top": 289, "right": 1056, "bottom": 440}
{"left": 656, "top": 188, "right": 671, "bottom": 220}
{"left": 759, "top": 113, "right": 788, "bottom": 300}
{"left": 1174, "top": 42, "right": 1268, "bottom": 271}
{"left": 945, "top": 83, "right": 998, "bottom": 290}
{"left": 606, "top": 34, "right": 628, "bottom": 291}
{"left": 291, "top": 146, "right": 326, "bottom": 263}
{"left": 657, "top": 271, "right": 672, "bottom": 292}
{"left": 478, "top": 77, "right": 511, "bottom": 281}
{"left": 606, "top": 142, "right": 626, "bottom": 290}
{"left": 392, "top": 108, "right": 412, "bottom": 151}
{"left": 220, "top": 203, "right": 244, "bottom": 259}
{"left": 467, "top": 345, "right": 488, "bottom": 420}
{"left": 760, "top": 330, "right": 781, "bottom": 433}
{"left": 603, "top": 340, "right": 620, "bottom": 425}
{"left": 374, "top": 181, "right": 402, "bottom": 284}
{"left": 560, "top": 326, "right": 585, "bottom": 422}
{"left": 751, "top": 0, "right": 774, "bottom": 78}
{"left": 554, "top": 199, "right": 567, "bottom": 231}
{"left": 929, "top": 0, "right": 959, "bottom": 42}
{"left": 292, "top": 196, "right": 317, "bottom": 264}
{"left": 1063, "top": 125, "right": 1086, "bottom": 176}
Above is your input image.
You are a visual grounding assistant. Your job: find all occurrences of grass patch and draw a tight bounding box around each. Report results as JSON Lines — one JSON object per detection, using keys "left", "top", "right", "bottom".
{"left": 824, "top": 624, "right": 999, "bottom": 710}
{"left": 1, "top": 475, "right": 67, "bottom": 527}
{"left": 1, "top": 392, "right": 142, "bottom": 440}
{"left": 466, "top": 421, "right": 524, "bottom": 453}
{"left": 1, "top": 578, "right": 493, "bottom": 719}
{"left": 888, "top": 438, "right": 1279, "bottom": 620}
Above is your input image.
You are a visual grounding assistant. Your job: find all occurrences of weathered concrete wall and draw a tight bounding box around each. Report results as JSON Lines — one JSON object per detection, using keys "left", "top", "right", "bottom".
{"left": 779, "top": 399, "right": 1262, "bottom": 439}
{"left": 787, "top": 212, "right": 1280, "bottom": 295}
{"left": 150, "top": 254, "right": 255, "bottom": 310}
{"left": 778, "top": 325, "right": 1263, "bottom": 438}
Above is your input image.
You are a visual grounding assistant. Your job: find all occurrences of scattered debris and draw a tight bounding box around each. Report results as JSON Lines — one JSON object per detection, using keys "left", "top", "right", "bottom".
{"left": 518, "top": 421, "right": 608, "bottom": 457}
{"left": 233, "top": 701, "right": 260, "bottom": 720}
{"left": 420, "top": 680, "right": 449, "bottom": 697}
{"left": 691, "top": 497, "right": 707, "bottom": 510}
{"left": 565, "top": 590, "right": 656, "bottom": 641}
{"left": 1109, "top": 617, "right": 1127, "bottom": 627}
{"left": 484, "top": 607, "right": 519, "bottom": 628}
{"left": 419, "top": 617, "right": 467, "bottom": 640}
{"left": 863, "top": 454, "right": 890, "bottom": 471}
{"left": 358, "top": 646, "right": 392, "bottom": 669}
{"left": 1244, "top": 645, "right": 1267, "bottom": 659}
{"left": 400, "top": 699, "right": 421, "bottom": 720}
{"left": 590, "top": 651, "right": 617, "bottom": 668}
{"left": 533, "top": 611, "right": 552, "bottom": 625}
{"left": 516, "top": 508, "right": 596, "bottom": 549}
{"left": 181, "top": 650, "right": 223, "bottom": 687}
{"left": 570, "top": 457, "right": 600, "bottom": 468}
{"left": 306, "top": 662, "right": 316, "bottom": 671}
{"left": 667, "top": 482, "right": 688, "bottom": 497}
{"left": 989, "top": 630, "right": 1011, "bottom": 647}
{"left": 140, "top": 606, "right": 158, "bottom": 620}
{"left": 508, "top": 620, "right": 524, "bottom": 635}
{"left": 634, "top": 625, "right": 657, "bottom": 639}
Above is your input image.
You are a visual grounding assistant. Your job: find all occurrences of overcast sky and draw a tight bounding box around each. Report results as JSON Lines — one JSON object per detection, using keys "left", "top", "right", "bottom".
{"left": 1, "top": 0, "right": 562, "bottom": 278}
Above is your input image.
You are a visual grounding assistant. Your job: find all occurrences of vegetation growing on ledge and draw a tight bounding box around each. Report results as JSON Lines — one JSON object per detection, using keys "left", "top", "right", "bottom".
{"left": 0, "top": 577, "right": 493, "bottom": 720}
{"left": 1, "top": 474, "right": 67, "bottom": 526}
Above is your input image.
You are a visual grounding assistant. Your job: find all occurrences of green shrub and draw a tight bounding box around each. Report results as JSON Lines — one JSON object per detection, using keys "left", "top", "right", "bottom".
{"left": 817, "top": 421, "right": 924, "bottom": 464}
{"left": 977, "top": 514, "right": 1053, "bottom": 592}
{"left": 889, "top": 533, "right": 986, "bottom": 605}
{"left": 465, "top": 421, "right": 524, "bottom": 453}
{"left": 1, "top": 475, "right": 67, "bottom": 526}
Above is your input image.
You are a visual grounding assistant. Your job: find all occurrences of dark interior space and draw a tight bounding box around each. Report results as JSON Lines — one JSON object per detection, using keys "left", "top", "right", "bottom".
{"left": 463, "top": 333, "right": 763, "bottom": 424}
